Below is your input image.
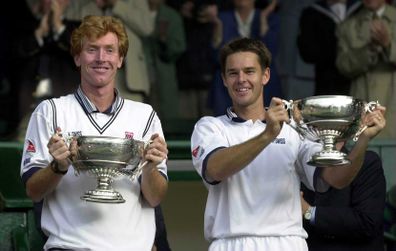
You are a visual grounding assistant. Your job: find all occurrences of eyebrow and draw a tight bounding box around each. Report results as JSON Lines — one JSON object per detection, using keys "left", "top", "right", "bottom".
{"left": 226, "top": 66, "right": 256, "bottom": 73}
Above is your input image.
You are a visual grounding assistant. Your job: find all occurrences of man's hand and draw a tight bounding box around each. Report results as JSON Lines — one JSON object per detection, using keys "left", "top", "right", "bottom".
{"left": 361, "top": 105, "right": 386, "bottom": 139}
{"left": 370, "top": 19, "right": 391, "bottom": 48}
{"left": 144, "top": 134, "right": 168, "bottom": 166}
{"left": 264, "top": 97, "right": 290, "bottom": 138}
{"left": 47, "top": 127, "right": 74, "bottom": 171}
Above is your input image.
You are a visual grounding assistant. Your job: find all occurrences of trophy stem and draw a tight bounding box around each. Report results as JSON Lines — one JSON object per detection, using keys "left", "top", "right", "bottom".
{"left": 81, "top": 175, "right": 125, "bottom": 203}
{"left": 308, "top": 134, "right": 350, "bottom": 167}
{"left": 322, "top": 135, "right": 337, "bottom": 152}
{"left": 97, "top": 176, "right": 113, "bottom": 191}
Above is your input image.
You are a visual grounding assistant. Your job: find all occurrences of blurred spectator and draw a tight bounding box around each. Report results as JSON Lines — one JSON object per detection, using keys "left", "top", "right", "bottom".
{"left": 301, "top": 145, "right": 386, "bottom": 251}
{"left": 206, "top": 0, "right": 283, "bottom": 116}
{"left": 297, "top": 0, "right": 361, "bottom": 96}
{"left": 144, "top": 0, "right": 186, "bottom": 120}
{"left": 276, "top": 0, "right": 315, "bottom": 100}
{"left": 171, "top": 0, "right": 218, "bottom": 119}
{"left": 0, "top": 0, "right": 19, "bottom": 139}
{"left": 336, "top": 0, "right": 396, "bottom": 139}
{"left": 13, "top": 0, "right": 80, "bottom": 142}
{"left": 79, "top": 0, "right": 155, "bottom": 103}
{"left": 385, "top": 185, "right": 396, "bottom": 251}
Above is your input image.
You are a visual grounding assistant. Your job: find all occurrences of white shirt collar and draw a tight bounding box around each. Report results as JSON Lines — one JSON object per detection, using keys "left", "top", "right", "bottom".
{"left": 235, "top": 9, "right": 255, "bottom": 38}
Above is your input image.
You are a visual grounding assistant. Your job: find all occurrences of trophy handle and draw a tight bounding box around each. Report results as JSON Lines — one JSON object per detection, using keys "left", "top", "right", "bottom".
{"left": 282, "top": 99, "right": 306, "bottom": 140}
{"left": 353, "top": 101, "right": 380, "bottom": 141}
{"left": 125, "top": 140, "right": 153, "bottom": 180}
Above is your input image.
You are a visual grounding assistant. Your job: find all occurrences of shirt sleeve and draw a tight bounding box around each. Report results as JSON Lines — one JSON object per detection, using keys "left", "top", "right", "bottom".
{"left": 20, "top": 100, "right": 56, "bottom": 179}
{"left": 295, "top": 138, "right": 329, "bottom": 192}
{"left": 190, "top": 116, "right": 229, "bottom": 184}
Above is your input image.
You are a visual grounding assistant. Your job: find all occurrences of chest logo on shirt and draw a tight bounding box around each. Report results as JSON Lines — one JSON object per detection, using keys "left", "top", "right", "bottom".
{"left": 272, "top": 137, "right": 286, "bottom": 144}
{"left": 66, "top": 131, "right": 82, "bottom": 137}
{"left": 192, "top": 145, "right": 204, "bottom": 158}
{"left": 125, "top": 131, "right": 134, "bottom": 139}
{"left": 26, "top": 140, "right": 36, "bottom": 153}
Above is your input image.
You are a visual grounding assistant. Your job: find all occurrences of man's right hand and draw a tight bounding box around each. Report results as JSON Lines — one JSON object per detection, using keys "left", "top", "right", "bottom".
{"left": 264, "top": 97, "right": 290, "bottom": 138}
{"left": 47, "top": 127, "right": 73, "bottom": 171}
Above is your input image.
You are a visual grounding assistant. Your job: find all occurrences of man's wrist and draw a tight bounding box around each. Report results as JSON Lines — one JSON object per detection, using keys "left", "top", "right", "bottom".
{"left": 50, "top": 160, "right": 68, "bottom": 175}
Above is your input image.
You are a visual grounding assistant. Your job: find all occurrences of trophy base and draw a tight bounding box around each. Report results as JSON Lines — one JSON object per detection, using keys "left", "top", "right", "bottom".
{"left": 81, "top": 189, "right": 125, "bottom": 203}
{"left": 307, "top": 150, "right": 351, "bottom": 167}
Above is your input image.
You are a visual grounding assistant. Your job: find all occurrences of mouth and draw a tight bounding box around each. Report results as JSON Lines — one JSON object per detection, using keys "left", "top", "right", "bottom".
{"left": 91, "top": 65, "right": 110, "bottom": 72}
{"left": 236, "top": 87, "right": 250, "bottom": 94}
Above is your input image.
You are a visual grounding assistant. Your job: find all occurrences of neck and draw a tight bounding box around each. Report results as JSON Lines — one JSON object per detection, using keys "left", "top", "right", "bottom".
{"left": 81, "top": 84, "right": 115, "bottom": 112}
{"left": 233, "top": 102, "right": 266, "bottom": 122}
{"left": 236, "top": 6, "right": 254, "bottom": 22}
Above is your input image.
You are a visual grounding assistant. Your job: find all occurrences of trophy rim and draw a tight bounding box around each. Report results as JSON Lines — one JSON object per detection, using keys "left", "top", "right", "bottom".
{"left": 297, "top": 95, "right": 361, "bottom": 101}
{"left": 76, "top": 135, "right": 144, "bottom": 144}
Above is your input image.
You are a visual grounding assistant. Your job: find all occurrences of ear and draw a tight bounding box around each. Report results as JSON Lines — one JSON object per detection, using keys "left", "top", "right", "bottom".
{"left": 117, "top": 56, "right": 124, "bottom": 68}
{"left": 74, "top": 55, "right": 81, "bottom": 67}
{"left": 221, "top": 73, "right": 227, "bottom": 87}
{"left": 262, "top": 67, "right": 270, "bottom": 86}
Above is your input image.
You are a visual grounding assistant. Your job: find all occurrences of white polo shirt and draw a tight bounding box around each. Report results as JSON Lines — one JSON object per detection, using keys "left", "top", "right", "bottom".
{"left": 21, "top": 87, "right": 167, "bottom": 251}
{"left": 191, "top": 108, "right": 326, "bottom": 249}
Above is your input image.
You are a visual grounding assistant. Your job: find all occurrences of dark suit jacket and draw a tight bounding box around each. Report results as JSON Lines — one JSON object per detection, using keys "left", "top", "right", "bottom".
{"left": 302, "top": 150, "right": 386, "bottom": 251}
{"left": 297, "top": 0, "right": 361, "bottom": 95}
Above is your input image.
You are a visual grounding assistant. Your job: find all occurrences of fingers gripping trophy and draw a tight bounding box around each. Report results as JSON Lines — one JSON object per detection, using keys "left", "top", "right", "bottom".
{"left": 283, "top": 95, "right": 384, "bottom": 167}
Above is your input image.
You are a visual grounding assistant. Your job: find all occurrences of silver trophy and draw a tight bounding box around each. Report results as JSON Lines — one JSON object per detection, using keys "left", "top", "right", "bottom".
{"left": 283, "top": 95, "right": 378, "bottom": 167}
{"left": 72, "top": 136, "right": 147, "bottom": 203}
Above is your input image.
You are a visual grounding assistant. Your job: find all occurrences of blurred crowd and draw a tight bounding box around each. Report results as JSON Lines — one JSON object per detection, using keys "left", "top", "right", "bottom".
{"left": 0, "top": 0, "right": 395, "bottom": 141}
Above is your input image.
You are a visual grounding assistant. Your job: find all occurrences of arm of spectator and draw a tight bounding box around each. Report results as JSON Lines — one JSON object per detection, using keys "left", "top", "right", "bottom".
{"left": 156, "top": 11, "right": 186, "bottom": 63}
{"left": 260, "top": 0, "right": 277, "bottom": 36}
{"left": 370, "top": 19, "right": 396, "bottom": 66}
{"left": 112, "top": 0, "right": 154, "bottom": 36}
{"left": 335, "top": 21, "right": 379, "bottom": 79}
{"left": 196, "top": 4, "right": 222, "bottom": 48}
{"left": 310, "top": 152, "right": 386, "bottom": 239}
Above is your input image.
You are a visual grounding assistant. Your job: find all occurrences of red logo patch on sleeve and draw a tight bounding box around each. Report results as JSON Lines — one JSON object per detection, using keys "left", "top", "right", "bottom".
{"left": 26, "top": 140, "right": 36, "bottom": 153}
{"left": 192, "top": 146, "right": 200, "bottom": 158}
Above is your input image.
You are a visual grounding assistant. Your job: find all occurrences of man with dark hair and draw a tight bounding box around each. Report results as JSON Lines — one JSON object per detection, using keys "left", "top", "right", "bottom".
{"left": 191, "top": 37, "right": 386, "bottom": 251}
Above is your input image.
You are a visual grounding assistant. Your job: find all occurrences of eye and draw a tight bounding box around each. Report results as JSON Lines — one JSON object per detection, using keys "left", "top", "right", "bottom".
{"left": 87, "top": 47, "right": 96, "bottom": 53}
{"left": 228, "top": 71, "right": 238, "bottom": 76}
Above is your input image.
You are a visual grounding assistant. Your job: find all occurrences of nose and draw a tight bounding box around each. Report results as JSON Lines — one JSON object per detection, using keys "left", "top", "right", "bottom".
{"left": 96, "top": 49, "right": 105, "bottom": 61}
{"left": 238, "top": 71, "right": 246, "bottom": 83}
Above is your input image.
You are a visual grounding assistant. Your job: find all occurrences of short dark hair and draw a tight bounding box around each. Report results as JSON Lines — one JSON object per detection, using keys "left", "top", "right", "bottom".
{"left": 219, "top": 38, "right": 272, "bottom": 75}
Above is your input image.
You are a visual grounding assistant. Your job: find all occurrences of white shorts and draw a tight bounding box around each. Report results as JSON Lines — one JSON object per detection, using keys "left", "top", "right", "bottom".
{"left": 209, "top": 236, "right": 308, "bottom": 251}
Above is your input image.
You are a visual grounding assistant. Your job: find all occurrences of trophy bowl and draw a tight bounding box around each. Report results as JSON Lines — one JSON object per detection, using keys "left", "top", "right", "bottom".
{"left": 72, "top": 136, "right": 145, "bottom": 203}
{"left": 285, "top": 95, "right": 378, "bottom": 167}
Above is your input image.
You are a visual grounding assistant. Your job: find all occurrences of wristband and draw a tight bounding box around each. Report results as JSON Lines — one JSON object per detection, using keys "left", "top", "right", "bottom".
{"left": 50, "top": 160, "right": 68, "bottom": 175}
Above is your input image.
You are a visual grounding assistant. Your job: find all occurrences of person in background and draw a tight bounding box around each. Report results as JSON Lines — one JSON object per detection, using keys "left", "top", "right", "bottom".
{"left": 20, "top": 15, "right": 168, "bottom": 250}
{"left": 336, "top": 0, "right": 396, "bottom": 139}
{"left": 301, "top": 142, "right": 386, "bottom": 251}
{"left": 276, "top": 0, "right": 316, "bottom": 101}
{"left": 203, "top": 0, "right": 283, "bottom": 115}
{"left": 172, "top": 0, "right": 218, "bottom": 119}
{"left": 12, "top": 0, "right": 81, "bottom": 142}
{"left": 297, "top": 0, "right": 361, "bottom": 95}
{"left": 191, "top": 37, "right": 386, "bottom": 251}
{"left": 385, "top": 184, "right": 396, "bottom": 251}
{"left": 144, "top": 0, "right": 186, "bottom": 120}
